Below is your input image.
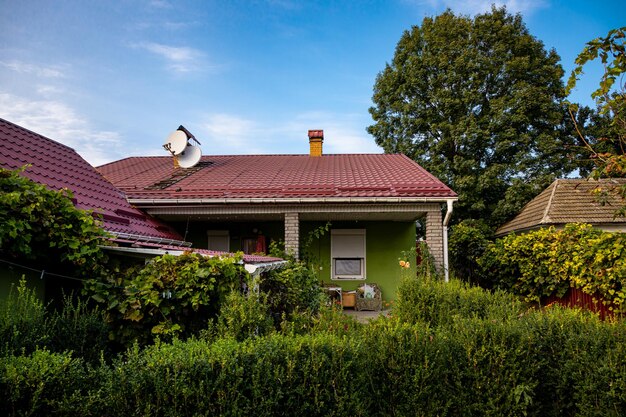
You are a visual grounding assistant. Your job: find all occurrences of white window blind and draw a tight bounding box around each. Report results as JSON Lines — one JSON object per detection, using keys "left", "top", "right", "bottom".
{"left": 331, "top": 229, "right": 366, "bottom": 280}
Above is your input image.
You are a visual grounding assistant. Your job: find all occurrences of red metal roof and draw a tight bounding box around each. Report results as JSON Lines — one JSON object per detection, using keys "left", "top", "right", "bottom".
{"left": 98, "top": 154, "right": 456, "bottom": 200}
{"left": 0, "top": 118, "right": 183, "bottom": 241}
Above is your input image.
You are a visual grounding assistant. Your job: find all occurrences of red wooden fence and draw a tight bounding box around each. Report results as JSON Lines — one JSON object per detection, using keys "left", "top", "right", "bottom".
{"left": 544, "top": 287, "right": 615, "bottom": 320}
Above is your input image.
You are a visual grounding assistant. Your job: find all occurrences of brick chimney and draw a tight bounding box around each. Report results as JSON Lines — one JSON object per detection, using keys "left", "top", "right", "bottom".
{"left": 308, "top": 129, "right": 323, "bottom": 157}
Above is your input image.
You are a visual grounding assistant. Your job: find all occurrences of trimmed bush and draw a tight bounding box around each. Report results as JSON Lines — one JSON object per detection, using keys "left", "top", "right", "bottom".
{"left": 394, "top": 275, "right": 524, "bottom": 327}
{"left": 3, "top": 278, "right": 626, "bottom": 416}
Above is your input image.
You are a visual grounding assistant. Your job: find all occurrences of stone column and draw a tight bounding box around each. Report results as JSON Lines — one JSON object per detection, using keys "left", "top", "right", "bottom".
{"left": 425, "top": 209, "right": 444, "bottom": 271}
{"left": 284, "top": 212, "right": 300, "bottom": 259}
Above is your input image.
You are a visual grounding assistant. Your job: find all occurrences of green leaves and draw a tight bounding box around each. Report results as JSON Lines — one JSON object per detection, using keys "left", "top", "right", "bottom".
{"left": 368, "top": 7, "right": 576, "bottom": 226}
{"left": 565, "top": 27, "right": 626, "bottom": 215}
{"left": 85, "top": 253, "right": 246, "bottom": 346}
{"left": 480, "top": 224, "right": 626, "bottom": 312}
{"left": 0, "top": 167, "right": 108, "bottom": 273}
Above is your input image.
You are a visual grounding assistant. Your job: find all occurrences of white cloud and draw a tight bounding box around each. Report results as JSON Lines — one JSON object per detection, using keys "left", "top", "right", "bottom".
{"left": 198, "top": 111, "right": 382, "bottom": 155}
{"left": 0, "top": 60, "right": 66, "bottom": 78}
{"left": 410, "top": 0, "right": 547, "bottom": 15}
{"left": 133, "top": 42, "right": 205, "bottom": 73}
{"left": 0, "top": 92, "right": 123, "bottom": 166}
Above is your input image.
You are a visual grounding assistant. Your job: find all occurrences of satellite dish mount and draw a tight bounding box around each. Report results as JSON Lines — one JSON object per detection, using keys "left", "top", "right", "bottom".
{"left": 163, "top": 125, "right": 202, "bottom": 168}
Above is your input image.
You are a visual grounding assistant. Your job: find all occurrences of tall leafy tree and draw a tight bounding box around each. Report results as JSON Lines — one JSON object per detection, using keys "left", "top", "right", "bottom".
{"left": 368, "top": 7, "right": 577, "bottom": 226}
{"left": 566, "top": 26, "right": 626, "bottom": 215}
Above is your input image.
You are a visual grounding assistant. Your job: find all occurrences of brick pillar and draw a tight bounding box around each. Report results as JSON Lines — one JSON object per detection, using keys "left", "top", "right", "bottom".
{"left": 425, "top": 209, "right": 443, "bottom": 271}
{"left": 284, "top": 212, "right": 300, "bottom": 259}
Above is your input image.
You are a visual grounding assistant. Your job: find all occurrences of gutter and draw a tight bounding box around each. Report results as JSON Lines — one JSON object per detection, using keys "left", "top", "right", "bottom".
{"left": 442, "top": 199, "right": 454, "bottom": 283}
{"left": 101, "top": 245, "right": 288, "bottom": 275}
{"left": 127, "top": 196, "right": 458, "bottom": 206}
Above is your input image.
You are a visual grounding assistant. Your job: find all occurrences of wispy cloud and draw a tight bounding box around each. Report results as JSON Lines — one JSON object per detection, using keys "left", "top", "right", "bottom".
{"left": 133, "top": 42, "right": 205, "bottom": 73}
{"left": 198, "top": 111, "right": 382, "bottom": 155}
{"left": 0, "top": 60, "right": 66, "bottom": 78}
{"left": 0, "top": 92, "right": 123, "bottom": 166}
{"left": 410, "top": 0, "right": 547, "bottom": 15}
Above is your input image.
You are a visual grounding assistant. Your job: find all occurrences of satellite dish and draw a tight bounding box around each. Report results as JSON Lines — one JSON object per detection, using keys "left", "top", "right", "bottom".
{"left": 163, "top": 130, "right": 188, "bottom": 155}
{"left": 175, "top": 145, "right": 202, "bottom": 168}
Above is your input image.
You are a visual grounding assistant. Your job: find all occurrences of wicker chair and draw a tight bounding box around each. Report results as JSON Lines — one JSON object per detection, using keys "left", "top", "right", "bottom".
{"left": 355, "top": 283, "right": 382, "bottom": 311}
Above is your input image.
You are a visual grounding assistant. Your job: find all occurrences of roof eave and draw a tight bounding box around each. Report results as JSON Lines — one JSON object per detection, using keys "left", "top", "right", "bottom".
{"left": 127, "top": 196, "right": 458, "bottom": 206}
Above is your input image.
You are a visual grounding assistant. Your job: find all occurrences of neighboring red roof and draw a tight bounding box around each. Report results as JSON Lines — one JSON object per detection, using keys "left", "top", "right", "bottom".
{"left": 0, "top": 118, "right": 183, "bottom": 242}
{"left": 98, "top": 154, "right": 457, "bottom": 200}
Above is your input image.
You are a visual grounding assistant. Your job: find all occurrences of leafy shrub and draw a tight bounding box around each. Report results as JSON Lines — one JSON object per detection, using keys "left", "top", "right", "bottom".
{"left": 0, "top": 167, "right": 107, "bottom": 273}
{"left": 86, "top": 253, "right": 246, "bottom": 346}
{"left": 449, "top": 219, "right": 493, "bottom": 286}
{"left": 0, "top": 279, "right": 50, "bottom": 356}
{"left": 261, "top": 260, "right": 326, "bottom": 325}
{"left": 393, "top": 274, "right": 524, "bottom": 327}
{"left": 480, "top": 223, "right": 626, "bottom": 311}
{"left": 47, "top": 294, "right": 110, "bottom": 364}
{"left": 4, "top": 277, "right": 626, "bottom": 416}
{"left": 213, "top": 290, "right": 274, "bottom": 342}
{"left": 0, "top": 349, "right": 104, "bottom": 416}
{"left": 0, "top": 280, "right": 110, "bottom": 362}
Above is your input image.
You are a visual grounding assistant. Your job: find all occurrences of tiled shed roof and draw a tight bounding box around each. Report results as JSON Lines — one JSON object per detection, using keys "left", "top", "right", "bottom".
{"left": 0, "top": 118, "right": 183, "bottom": 242}
{"left": 98, "top": 154, "right": 457, "bottom": 200}
{"left": 496, "top": 178, "right": 626, "bottom": 236}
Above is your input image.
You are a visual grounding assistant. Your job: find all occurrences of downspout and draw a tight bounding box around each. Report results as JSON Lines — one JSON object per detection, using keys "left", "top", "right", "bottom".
{"left": 442, "top": 199, "right": 454, "bottom": 283}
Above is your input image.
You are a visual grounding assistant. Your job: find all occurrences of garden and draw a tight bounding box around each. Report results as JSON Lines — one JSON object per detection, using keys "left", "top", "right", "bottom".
{"left": 2, "top": 166, "right": 626, "bottom": 416}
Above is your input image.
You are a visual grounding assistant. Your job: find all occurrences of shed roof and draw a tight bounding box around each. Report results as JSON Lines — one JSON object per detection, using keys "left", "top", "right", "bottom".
{"left": 496, "top": 178, "right": 626, "bottom": 236}
{"left": 0, "top": 118, "right": 183, "bottom": 242}
{"left": 98, "top": 154, "right": 457, "bottom": 201}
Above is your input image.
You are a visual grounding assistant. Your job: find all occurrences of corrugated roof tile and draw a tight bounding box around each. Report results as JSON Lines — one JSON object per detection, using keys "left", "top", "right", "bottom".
{"left": 0, "top": 118, "right": 183, "bottom": 241}
{"left": 98, "top": 153, "right": 457, "bottom": 200}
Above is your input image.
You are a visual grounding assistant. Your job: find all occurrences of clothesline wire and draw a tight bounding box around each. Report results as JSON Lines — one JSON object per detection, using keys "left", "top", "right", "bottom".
{"left": 0, "top": 257, "right": 121, "bottom": 287}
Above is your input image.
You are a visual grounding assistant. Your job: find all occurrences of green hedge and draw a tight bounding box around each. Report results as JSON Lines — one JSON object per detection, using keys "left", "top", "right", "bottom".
{"left": 3, "top": 277, "right": 626, "bottom": 416}
{"left": 3, "top": 310, "right": 626, "bottom": 416}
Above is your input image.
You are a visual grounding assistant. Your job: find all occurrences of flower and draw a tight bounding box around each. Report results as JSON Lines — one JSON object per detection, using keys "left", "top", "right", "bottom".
{"left": 399, "top": 260, "right": 406, "bottom": 268}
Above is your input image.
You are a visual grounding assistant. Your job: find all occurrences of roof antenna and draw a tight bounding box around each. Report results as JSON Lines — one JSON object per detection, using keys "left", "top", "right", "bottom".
{"left": 163, "top": 125, "right": 202, "bottom": 169}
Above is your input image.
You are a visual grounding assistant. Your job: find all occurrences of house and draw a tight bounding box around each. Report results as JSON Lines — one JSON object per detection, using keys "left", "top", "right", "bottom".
{"left": 496, "top": 178, "right": 626, "bottom": 237}
{"left": 99, "top": 130, "right": 457, "bottom": 300}
{"left": 0, "top": 118, "right": 283, "bottom": 300}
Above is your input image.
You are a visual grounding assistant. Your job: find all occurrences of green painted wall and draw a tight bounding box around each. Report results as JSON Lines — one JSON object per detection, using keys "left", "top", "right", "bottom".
{"left": 301, "top": 221, "right": 416, "bottom": 302}
{"left": 0, "top": 263, "right": 45, "bottom": 302}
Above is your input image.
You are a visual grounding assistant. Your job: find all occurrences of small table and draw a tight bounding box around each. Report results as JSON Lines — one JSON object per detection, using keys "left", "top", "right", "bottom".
{"left": 324, "top": 286, "right": 342, "bottom": 306}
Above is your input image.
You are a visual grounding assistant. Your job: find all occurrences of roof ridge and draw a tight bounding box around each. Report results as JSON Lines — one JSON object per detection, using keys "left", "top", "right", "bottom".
{"left": 0, "top": 117, "right": 76, "bottom": 153}
{"left": 541, "top": 179, "right": 560, "bottom": 224}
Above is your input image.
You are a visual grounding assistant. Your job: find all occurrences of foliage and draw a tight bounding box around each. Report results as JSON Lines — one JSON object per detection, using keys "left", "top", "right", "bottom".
{"left": 4, "top": 294, "right": 626, "bottom": 416}
{"left": 46, "top": 294, "right": 110, "bottom": 364}
{"left": 0, "top": 279, "right": 109, "bottom": 362}
{"left": 449, "top": 219, "right": 494, "bottom": 286}
{"left": 0, "top": 167, "right": 108, "bottom": 273}
{"left": 566, "top": 26, "right": 626, "bottom": 215}
{"left": 212, "top": 290, "right": 274, "bottom": 342}
{"left": 394, "top": 274, "right": 524, "bottom": 327}
{"left": 368, "top": 7, "right": 577, "bottom": 226}
{"left": 261, "top": 260, "right": 326, "bottom": 325}
{"left": 480, "top": 224, "right": 626, "bottom": 311}
{"left": 85, "top": 253, "right": 246, "bottom": 346}
{"left": 0, "top": 278, "right": 49, "bottom": 356}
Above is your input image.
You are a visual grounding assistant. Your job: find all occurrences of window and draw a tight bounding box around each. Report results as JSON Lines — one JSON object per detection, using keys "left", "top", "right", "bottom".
{"left": 207, "top": 230, "right": 229, "bottom": 252}
{"left": 331, "top": 229, "right": 366, "bottom": 280}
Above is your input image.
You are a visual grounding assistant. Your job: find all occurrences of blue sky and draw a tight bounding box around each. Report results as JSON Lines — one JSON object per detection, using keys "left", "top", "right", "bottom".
{"left": 0, "top": 0, "right": 623, "bottom": 166}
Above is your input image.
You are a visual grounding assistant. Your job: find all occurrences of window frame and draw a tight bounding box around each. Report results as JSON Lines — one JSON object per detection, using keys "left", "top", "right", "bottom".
{"left": 330, "top": 229, "right": 366, "bottom": 280}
